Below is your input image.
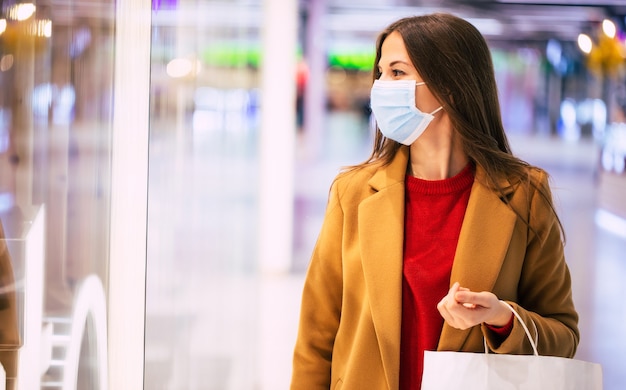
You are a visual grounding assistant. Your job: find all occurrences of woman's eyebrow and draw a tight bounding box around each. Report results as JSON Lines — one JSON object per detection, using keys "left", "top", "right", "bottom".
{"left": 388, "top": 60, "right": 411, "bottom": 67}
{"left": 377, "top": 60, "right": 411, "bottom": 72}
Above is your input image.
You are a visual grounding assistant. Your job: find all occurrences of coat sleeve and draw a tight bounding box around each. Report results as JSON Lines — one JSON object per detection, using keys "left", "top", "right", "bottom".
{"left": 484, "top": 170, "right": 580, "bottom": 358}
{"left": 291, "top": 180, "right": 345, "bottom": 389}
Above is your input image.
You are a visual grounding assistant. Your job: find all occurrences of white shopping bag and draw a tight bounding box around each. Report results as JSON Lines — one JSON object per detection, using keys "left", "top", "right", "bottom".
{"left": 422, "top": 350, "right": 602, "bottom": 389}
{"left": 421, "top": 303, "right": 603, "bottom": 390}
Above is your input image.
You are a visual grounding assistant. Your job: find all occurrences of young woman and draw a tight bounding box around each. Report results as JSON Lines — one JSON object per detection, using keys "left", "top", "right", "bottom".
{"left": 290, "top": 13, "right": 579, "bottom": 390}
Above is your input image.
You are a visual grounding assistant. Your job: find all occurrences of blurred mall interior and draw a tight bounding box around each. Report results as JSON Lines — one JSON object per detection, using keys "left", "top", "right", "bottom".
{"left": 0, "top": 0, "right": 626, "bottom": 388}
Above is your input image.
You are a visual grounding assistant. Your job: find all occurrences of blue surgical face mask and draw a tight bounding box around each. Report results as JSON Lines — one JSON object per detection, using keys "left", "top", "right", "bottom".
{"left": 370, "top": 79, "right": 443, "bottom": 145}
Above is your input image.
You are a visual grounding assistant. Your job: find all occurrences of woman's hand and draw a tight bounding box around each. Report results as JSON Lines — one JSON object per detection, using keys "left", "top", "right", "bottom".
{"left": 437, "top": 282, "right": 512, "bottom": 330}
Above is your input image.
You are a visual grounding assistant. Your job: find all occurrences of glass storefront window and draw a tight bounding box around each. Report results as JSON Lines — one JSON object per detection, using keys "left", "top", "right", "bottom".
{"left": 0, "top": 0, "right": 114, "bottom": 388}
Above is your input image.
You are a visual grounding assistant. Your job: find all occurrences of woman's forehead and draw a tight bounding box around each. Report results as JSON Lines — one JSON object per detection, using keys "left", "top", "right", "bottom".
{"left": 379, "top": 32, "right": 413, "bottom": 67}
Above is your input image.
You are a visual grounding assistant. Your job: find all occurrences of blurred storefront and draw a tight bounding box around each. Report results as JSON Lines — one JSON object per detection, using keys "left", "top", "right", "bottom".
{"left": 583, "top": 19, "right": 626, "bottom": 224}
{"left": 144, "top": 1, "right": 626, "bottom": 389}
{"left": 0, "top": 0, "right": 625, "bottom": 389}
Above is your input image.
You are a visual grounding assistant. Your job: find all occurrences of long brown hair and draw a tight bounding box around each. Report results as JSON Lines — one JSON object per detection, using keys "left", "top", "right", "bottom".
{"left": 359, "top": 13, "right": 564, "bottom": 239}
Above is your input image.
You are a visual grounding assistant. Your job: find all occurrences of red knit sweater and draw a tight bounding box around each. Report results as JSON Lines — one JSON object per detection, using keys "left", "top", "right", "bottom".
{"left": 399, "top": 163, "right": 474, "bottom": 390}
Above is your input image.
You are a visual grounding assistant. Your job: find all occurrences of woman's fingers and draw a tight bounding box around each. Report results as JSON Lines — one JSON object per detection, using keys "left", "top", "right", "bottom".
{"left": 438, "top": 284, "right": 502, "bottom": 329}
{"left": 456, "top": 290, "right": 498, "bottom": 309}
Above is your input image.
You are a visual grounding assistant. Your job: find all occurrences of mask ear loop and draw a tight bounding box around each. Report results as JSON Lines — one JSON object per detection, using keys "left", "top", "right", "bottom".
{"left": 430, "top": 106, "right": 444, "bottom": 115}
{"left": 414, "top": 81, "right": 444, "bottom": 116}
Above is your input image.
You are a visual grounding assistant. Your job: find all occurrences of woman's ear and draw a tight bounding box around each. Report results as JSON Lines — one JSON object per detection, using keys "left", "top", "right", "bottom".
{"left": 443, "top": 89, "right": 454, "bottom": 105}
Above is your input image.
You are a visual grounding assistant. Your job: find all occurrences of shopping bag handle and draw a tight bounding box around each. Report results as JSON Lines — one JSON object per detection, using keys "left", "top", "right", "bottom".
{"left": 484, "top": 301, "right": 539, "bottom": 356}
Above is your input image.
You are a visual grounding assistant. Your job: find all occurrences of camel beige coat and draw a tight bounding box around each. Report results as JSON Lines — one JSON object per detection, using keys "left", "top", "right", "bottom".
{"left": 291, "top": 147, "right": 579, "bottom": 390}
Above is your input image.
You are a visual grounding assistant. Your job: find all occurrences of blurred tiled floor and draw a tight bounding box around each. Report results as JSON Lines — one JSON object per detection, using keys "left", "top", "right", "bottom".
{"left": 145, "top": 111, "right": 625, "bottom": 389}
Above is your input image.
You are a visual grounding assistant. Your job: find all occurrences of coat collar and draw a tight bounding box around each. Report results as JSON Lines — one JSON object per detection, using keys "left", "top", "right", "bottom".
{"left": 358, "top": 147, "right": 518, "bottom": 388}
{"left": 366, "top": 146, "right": 411, "bottom": 192}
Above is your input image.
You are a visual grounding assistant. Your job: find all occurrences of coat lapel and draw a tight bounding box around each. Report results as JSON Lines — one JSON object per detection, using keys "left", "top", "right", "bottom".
{"left": 359, "top": 147, "right": 409, "bottom": 390}
{"left": 438, "top": 167, "right": 518, "bottom": 351}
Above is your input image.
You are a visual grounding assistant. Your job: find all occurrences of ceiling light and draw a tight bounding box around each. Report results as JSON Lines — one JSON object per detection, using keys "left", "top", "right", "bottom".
{"left": 602, "top": 19, "right": 616, "bottom": 39}
{"left": 577, "top": 33, "right": 593, "bottom": 54}
{"left": 7, "top": 3, "right": 37, "bottom": 21}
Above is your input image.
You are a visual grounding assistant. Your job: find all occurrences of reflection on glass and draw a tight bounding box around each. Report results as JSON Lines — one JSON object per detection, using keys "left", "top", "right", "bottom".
{"left": 0, "top": 221, "right": 20, "bottom": 390}
{"left": 0, "top": 0, "right": 114, "bottom": 388}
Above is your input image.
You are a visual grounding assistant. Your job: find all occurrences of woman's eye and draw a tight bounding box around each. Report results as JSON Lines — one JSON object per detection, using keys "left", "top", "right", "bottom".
{"left": 392, "top": 69, "right": 404, "bottom": 76}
